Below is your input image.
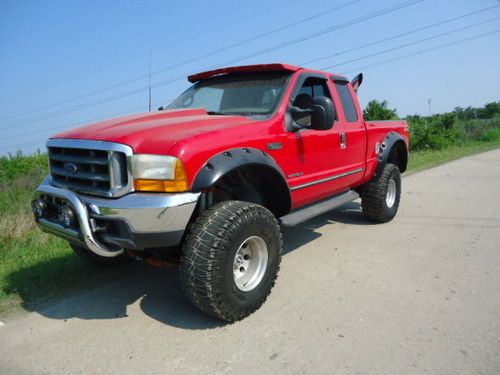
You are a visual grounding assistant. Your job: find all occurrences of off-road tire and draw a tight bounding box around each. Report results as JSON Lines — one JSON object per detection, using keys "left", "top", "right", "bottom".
{"left": 70, "top": 243, "right": 130, "bottom": 266}
{"left": 360, "top": 163, "right": 401, "bottom": 223}
{"left": 180, "top": 200, "right": 282, "bottom": 322}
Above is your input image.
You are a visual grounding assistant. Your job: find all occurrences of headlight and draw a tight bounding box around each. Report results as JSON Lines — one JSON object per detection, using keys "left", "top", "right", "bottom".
{"left": 132, "top": 154, "right": 189, "bottom": 192}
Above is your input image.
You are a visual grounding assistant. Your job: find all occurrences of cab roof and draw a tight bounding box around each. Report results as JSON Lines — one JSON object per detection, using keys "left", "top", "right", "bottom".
{"left": 187, "top": 63, "right": 302, "bottom": 83}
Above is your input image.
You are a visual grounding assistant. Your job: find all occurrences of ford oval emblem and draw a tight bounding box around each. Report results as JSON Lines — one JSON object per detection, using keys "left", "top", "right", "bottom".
{"left": 63, "top": 162, "right": 78, "bottom": 173}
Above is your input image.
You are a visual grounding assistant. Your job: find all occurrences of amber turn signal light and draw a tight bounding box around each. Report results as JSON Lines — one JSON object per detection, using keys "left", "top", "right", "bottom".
{"left": 134, "top": 158, "right": 189, "bottom": 192}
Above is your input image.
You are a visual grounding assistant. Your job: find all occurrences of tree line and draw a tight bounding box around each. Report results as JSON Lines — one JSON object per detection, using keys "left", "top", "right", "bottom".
{"left": 363, "top": 100, "right": 500, "bottom": 151}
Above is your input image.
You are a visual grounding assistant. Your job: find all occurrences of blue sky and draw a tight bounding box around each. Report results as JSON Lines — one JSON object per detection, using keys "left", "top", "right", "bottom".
{"left": 0, "top": 0, "right": 499, "bottom": 155}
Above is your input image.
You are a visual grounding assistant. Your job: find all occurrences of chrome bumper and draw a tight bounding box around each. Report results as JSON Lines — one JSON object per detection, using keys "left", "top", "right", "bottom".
{"left": 33, "top": 178, "right": 200, "bottom": 257}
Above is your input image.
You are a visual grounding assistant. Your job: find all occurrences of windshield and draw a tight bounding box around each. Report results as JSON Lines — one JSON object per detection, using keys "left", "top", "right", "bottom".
{"left": 167, "top": 72, "right": 291, "bottom": 117}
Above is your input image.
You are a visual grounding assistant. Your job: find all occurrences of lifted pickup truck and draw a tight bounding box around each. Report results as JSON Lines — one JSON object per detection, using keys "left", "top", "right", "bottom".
{"left": 33, "top": 63, "right": 409, "bottom": 321}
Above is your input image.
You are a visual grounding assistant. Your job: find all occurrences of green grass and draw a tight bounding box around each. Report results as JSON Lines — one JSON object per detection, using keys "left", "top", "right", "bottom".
{"left": 1, "top": 139, "right": 500, "bottom": 316}
{"left": 0, "top": 154, "right": 133, "bottom": 316}
{"left": 407, "top": 139, "right": 500, "bottom": 174}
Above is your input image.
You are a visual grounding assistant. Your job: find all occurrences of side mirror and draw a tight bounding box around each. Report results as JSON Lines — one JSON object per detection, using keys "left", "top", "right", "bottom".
{"left": 290, "top": 93, "right": 313, "bottom": 130}
{"left": 310, "top": 96, "right": 335, "bottom": 131}
{"left": 290, "top": 106, "right": 312, "bottom": 130}
{"left": 289, "top": 95, "right": 335, "bottom": 131}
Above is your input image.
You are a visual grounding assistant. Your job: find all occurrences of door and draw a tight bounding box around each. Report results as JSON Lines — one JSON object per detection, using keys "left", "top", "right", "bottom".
{"left": 280, "top": 73, "right": 364, "bottom": 208}
{"left": 328, "top": 77, "right": 366, "bottom": 186}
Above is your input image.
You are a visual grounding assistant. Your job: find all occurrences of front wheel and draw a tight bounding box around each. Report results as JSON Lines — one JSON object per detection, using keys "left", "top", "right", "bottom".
{"left": 360, "top": 163, "right": 401, "bottom": 223}
{"left": 180, "top": 201, "right": 282, "bottom": 322}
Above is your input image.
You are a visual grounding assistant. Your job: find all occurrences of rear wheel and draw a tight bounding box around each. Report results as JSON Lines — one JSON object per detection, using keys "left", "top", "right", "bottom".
{"left": 360, "top": 163, "right": 401, "bottom": 223}
{"left": 180, "top": 200, "right": 282, "bottom": 322}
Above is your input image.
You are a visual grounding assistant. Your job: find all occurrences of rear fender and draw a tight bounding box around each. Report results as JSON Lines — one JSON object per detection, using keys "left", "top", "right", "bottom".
{"left": 375, "top": 132, "right": 408, "bottom": 176}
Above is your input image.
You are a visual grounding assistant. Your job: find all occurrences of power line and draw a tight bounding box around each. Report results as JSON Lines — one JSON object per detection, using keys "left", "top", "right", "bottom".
{"left": 199, "top": 0, "right": 424, "bottom": 71}
{"left": 342, "top": 29, "right": 500, "bottom": 74}
{"left": 0, "top": 98, "right": 174, "bottom": 142}
{"left": 0, "top": 0, "right": 421, "bottom": 130}
{"left": 1, "top": 30, "right": 498, "bottom": 153}
{"left": 144, "top": 0, "right": 364, "bottom": 80}
{"left": 2, "top": 20, "right": 494, "bottom": 144}
{"left": 0, "top": 108, "right": 138, "bottom": 142}
{"left": 320, "top": 16, "right": 500, "bottom": 70}
{"left": 2, "top": 5, "right": 495, "bottom": 140}
{"left": 0, "top": 74, "right": 186, "bottom": 131}
{"left": 300, "top": 3, "right": 500, "bottom": 66}
{"left": 148, "top": 50, "right": 152, "bottom": 112}
{"left": 5, "top": 0, "right": 299, "bottom": 103}
{"left": 0, "top": 0, "right": 362, "bottom": 125}
{"left": 0, "top": 101, "right": 165, "bottom": 150}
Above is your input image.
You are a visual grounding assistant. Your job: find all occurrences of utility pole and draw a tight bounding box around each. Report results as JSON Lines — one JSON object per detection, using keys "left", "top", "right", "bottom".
{"left": 427, "top": 98, "right": 432, "bottom": 116}
{"left": 148, "top": 50, "right": 152, "bottom": 112}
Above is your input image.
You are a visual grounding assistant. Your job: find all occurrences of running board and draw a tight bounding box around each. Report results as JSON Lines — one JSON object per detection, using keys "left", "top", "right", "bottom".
{"left": 279, "top": 190, "right": 359, "bottom": 227}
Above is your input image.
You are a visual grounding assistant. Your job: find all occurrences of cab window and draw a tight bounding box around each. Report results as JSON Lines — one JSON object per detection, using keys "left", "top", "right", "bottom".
{"left": 297, "top": 77, "right": 332, "bottom": 99}
{"left": 334, "top": 82, "right": 358, "bottom": 122}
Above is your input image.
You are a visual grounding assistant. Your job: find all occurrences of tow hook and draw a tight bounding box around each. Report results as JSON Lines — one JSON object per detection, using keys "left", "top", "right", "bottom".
{"left": 126, "top": 251, "right": 180, "bottom": 268}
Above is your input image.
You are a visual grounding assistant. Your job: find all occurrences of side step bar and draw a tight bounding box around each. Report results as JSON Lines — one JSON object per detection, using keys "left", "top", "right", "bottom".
{"left": 279, "top": 190, "right": 359, "bottom": 227}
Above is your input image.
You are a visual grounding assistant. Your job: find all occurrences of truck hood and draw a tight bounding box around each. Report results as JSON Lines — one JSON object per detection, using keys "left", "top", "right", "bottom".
{"left": 52, "top": 108, "right": 257, "bottom": 154}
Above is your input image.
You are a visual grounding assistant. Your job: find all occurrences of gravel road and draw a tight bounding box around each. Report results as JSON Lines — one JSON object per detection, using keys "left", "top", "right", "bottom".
{"left": 1, "top": 150, "right": 499, "bottom": 374}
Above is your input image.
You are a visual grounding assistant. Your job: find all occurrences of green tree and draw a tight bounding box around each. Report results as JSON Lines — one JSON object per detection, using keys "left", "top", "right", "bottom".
{"left": 453, "top": 102, "right": 500, "bottom": 120}
{"left": 363, "top": 100, "right": 399, "bottom": 121}
{"left": 483, "top": 102, "right": 500, "bottom": 119}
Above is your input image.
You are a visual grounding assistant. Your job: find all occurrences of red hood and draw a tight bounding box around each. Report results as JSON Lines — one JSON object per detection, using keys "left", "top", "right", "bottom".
{"left": 52, "top": 108, "right": 257, "bottom": 154}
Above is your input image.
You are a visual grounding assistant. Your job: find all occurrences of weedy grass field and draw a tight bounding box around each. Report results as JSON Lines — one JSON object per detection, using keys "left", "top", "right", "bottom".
{"left": 1, "top": 110, "right": 499, "bottom": 316}
{"left": 0, "top": 155, "right": 135, "bottom": 315}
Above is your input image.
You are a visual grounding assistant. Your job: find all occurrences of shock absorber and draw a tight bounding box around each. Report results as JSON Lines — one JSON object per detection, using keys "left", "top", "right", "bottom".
{"left": 200, "top": 189, "right": 215, "bottom": 211}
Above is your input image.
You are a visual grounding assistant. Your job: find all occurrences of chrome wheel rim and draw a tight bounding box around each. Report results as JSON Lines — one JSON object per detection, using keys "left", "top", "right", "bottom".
{"left": 233, "top": 236, "right": 268, "bottom": 292}
{"left": 386, "top": 179, "right": 397, "bottom": 208}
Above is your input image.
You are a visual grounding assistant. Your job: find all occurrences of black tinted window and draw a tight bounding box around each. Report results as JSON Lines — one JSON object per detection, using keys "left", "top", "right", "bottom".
{"left": 335, "top": 83, "right": 358, "bottom": 122}
{"left": 298, "top": 85, "right": 312, "bottom": 97}
{"left": 297, "top": 77, "right": 332, "bottom": 99}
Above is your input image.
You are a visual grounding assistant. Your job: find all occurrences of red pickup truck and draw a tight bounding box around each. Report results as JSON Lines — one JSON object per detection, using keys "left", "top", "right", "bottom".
{"left": 33, "top": 63, "right": 409, "bottom": 321}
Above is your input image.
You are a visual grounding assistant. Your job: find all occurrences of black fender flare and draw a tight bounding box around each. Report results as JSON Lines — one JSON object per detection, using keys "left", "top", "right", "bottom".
{"left": 192, "top": 148, "right": 291, "bottom": 204}
{"left": 375, "top": 131, "right": 408, "bottom": 176}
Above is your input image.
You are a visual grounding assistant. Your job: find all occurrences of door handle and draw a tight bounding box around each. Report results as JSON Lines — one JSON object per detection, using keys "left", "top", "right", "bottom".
{"left": 340, "top": 133, "right": 347, "bottom": 149}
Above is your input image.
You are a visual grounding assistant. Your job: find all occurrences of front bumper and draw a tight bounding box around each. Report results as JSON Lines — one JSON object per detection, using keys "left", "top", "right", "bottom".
{"left": 33, "top": 178, "right": 200, "bottom": 257}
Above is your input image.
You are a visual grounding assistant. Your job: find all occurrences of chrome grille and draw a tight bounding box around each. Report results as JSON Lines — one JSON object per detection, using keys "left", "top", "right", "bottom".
{"left": 47, "top": 139, "right": 133, "bottom": 197}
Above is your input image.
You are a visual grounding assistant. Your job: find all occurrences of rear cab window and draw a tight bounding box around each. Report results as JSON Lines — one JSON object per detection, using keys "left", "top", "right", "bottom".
{"left": 333, "top": 80, "right": 358, "bottom": 122}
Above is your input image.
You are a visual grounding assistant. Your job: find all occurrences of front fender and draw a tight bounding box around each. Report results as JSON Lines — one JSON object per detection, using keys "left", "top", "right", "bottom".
{"left": 191, "top": 147, "right": 289, "bottom": 191}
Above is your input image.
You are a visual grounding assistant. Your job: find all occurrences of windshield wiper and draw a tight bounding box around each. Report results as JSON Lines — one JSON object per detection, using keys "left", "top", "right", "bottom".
{"left": 239, "top": 112, "right": 268, "bottom": 116}
{"left": 207, "top": 110, "right": 268, "bottom": 117}
{"left": 207, "top": 111, "right": 232, "bottom": 116}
